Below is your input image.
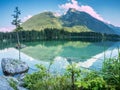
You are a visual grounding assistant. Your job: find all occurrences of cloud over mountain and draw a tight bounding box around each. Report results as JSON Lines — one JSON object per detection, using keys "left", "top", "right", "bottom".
{"left": 59, "top": 0, "right": 105, "bottom": 22}
{"left": 22, "top": 15, "right": 32, "bottom": 22}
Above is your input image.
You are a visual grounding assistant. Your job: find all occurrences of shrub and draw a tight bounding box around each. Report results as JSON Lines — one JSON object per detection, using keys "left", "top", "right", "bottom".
{"left": 23, "top": 57, "right": 120, "bottom": 90}
{"left": 75, "top": 71, "right": 107, "bottom": 90}
{"left": 8, "top": 78, "right": 18, "bottom": 90}
{"left": 102, "top": 55, "right": 120, "bottom": 89}
{"left": 23, "top": 64, "right": 71, "bottom": 90}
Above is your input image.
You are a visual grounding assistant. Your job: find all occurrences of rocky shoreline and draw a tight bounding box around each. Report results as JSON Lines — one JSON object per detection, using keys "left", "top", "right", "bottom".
{"left": 0, "top": 74, "right": 28, "bottom": 90}
{"left": 0, "top": 58, "right": 29, "bottom": 90}
{"left": 1, "top": 58, "right": 29, "bottom": 76}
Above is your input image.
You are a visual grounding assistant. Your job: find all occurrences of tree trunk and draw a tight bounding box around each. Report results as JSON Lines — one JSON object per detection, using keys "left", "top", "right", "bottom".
{"left": 17, "top": 31, "right": 21, "bottom": 60}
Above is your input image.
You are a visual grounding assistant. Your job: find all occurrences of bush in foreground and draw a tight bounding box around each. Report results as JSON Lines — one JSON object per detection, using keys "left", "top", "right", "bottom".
{"left": 23, "top": 63, "right": 111, "bottom": 90}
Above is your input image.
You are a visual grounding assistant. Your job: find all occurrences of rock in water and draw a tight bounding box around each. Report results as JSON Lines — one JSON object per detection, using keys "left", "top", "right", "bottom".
{"left": 1, "top": 58, "right": 29, "bottom": 76}
{"left": 0, "top": 76, "right": 14, "bottom": 90}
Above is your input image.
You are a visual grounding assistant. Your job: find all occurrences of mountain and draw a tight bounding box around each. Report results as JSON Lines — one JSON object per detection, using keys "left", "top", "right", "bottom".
{"left": 22, "top": 12, "right": 62, "bottom": 30}
{"left": 61, "top": 8, "right": 116, "bottom": 34}
{"left": 22, "top": 8, "right": 118, "bottom": 34}
{"left": 107, "top": 24, "right": 120, "bottom": 35}
{"left": 22, "top": 10, "right": 91, "bottom": 32}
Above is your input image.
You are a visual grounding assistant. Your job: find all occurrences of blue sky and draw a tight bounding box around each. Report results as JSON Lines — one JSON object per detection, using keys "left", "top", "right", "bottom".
{"left": 0, "top": 0, "right": 120, "bottom": 32}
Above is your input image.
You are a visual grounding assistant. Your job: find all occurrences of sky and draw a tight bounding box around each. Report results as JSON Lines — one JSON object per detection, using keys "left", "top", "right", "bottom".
{"left": 0, "top": 0, "right": 120, "bottom": 32}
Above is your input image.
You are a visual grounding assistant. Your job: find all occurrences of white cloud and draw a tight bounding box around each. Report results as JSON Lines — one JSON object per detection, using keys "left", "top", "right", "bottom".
{"left": 54, "top": 12, "right": 61, "bottom": 17}
{"left": 22, "top": 15, "right": 32, "bottom": 22}
{"left": 59, "top": 0, "right": 106, "bottom": 22}
{"left": 0, "top": 26, "right": 15, "bottom": 32}
{"left": 53, "top": 10, "right": 62, "bottom": 17}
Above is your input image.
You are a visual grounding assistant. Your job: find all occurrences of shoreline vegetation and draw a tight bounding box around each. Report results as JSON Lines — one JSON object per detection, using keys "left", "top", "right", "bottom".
{"left": 0, "top": 29, "right": 120, "bottom": 43}
{"left": 23, "top": 55, "right": 120, "bottom": 90}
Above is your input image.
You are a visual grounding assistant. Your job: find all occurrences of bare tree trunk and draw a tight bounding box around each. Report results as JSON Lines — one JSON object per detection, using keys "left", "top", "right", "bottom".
{"left": 17, "top": 31, "right": 21, "bottom": 60}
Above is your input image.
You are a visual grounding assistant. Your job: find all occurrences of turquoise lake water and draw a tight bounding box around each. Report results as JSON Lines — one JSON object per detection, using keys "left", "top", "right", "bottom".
{"left": 0, "top": 40, "right": 119, "bottom": 75}
{"left": 21, "top": 41, "right": 113, "bottom": 61}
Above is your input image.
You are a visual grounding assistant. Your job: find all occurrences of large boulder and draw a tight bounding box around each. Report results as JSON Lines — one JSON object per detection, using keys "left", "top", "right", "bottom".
{"left": 1, "top": 58, "right": 29, "bottom": 76}
{"left": 0, "top": 76, "right": 28, "bottom": 90}
{"left": 0, "top": 76, "right": 14, "bottom": 90}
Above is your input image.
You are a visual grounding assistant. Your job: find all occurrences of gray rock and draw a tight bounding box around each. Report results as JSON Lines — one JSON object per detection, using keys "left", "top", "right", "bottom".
{"left": 1, "top": 58, "right": 29, "bottom": 76}
{"left": 18, "top": 73, "right": 26, "bottom": 81}
{"left": 0, "top": 76, "right": 14, "bottom": 90}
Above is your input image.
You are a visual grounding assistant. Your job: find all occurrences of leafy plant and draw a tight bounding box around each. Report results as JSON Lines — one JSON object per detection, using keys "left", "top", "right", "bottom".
{"left": 65, "top": 63, "right": 81, "bottom": 90}
{"left": 8, "top": 78, "right": 18, "bottom": 90}
{"left": 23, "top": 58, "right": 120, "bottom": 90}
{"left": 23, "top": 64, "right": 71, "bottom": 90}
{"left": 75, "top": 71, "right": 107, "bottom": 90}
{"left": 102, "top": 52, "right": 120, "bottom": 89}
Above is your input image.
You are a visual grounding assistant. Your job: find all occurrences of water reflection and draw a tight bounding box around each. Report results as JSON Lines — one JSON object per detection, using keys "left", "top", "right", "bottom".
{"left": 21, "top": 41, "right": 114, "bottom": 62}
{"left": 0, "top": 40, "right": 119, "bottom": 75}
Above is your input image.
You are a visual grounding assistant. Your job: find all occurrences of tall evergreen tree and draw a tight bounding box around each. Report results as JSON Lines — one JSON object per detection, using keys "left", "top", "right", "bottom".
{"left": 12, "top": 6, "right": 22, "bottom": 60}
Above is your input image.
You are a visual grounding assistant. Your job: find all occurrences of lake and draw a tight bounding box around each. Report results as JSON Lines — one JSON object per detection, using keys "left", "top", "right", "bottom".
{"left": 21, "top": 41, "right": 112, "bottom": 61}
{"left": 0, "top": 40, "right": 120, "bottom": 75}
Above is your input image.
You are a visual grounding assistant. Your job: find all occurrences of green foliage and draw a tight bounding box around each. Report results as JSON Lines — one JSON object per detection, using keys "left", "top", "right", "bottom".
{"left": 65, "top": 63, "right": 81, "bottom": 90}
{"left": 8, "top": 78, "right": 18, "bottom": 90}
{"left": 23, "top": 63, "right": 108, "bottom": 90}
{"left": 102, "top": 52, "right": 120, "bottom": 89}
{"left": 63, "top": 26, "right": 91, "bottom": 33}
{"left": 75, "top": 71, "right": 107, "bottom": 90}
{"left": 23, "top": 52, "right": 120, "bottom": 90}
{"left": 23, "top": 64, "right": 71, "bottom": 90}
{"left": 23, "top": 64, "right": 47, "bottom": 89}
{"left": 12, "top": 7, "right": 21, "bottom": 28}
{"left": 66, "top": 63, "right": 81, "bottom": 77}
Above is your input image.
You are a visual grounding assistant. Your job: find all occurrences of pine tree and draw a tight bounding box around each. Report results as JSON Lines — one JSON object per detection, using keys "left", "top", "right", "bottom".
{"left": 12, "top": 6, "right": 23, "bottom": 60}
